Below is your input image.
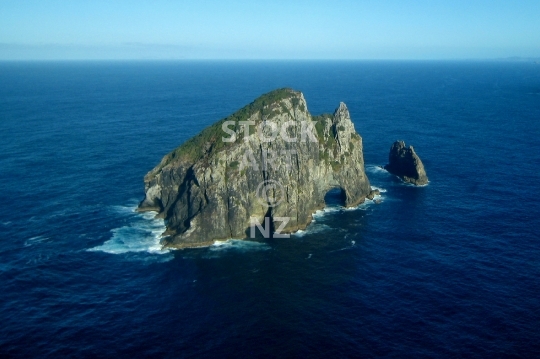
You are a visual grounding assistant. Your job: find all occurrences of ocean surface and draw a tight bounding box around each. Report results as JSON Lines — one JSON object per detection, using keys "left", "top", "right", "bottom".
{"left": 1, "top": 61, "right": 539, "bottom": 358}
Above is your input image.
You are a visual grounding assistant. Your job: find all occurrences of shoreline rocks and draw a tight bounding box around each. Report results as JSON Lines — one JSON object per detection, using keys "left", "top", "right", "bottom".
{"left": 367, "top": 189, "right": 380, "bottom": 200}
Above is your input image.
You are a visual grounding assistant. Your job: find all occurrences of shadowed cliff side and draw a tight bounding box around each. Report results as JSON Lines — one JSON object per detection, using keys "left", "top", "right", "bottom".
{"left": 384, "top": 140, "right": 428, "bottom": 186}
{"left": 138, "top": 88, "right": 372, "bottom": 248}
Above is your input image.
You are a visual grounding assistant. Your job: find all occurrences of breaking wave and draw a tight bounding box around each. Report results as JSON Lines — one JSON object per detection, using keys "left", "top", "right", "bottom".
{"left": 292, "top": 223, "right": 333, "bottom": 237}
{"left": 209, "top": 239, "right": 271, "bottom": 252}
{"left": 88, "top": 205, "right": 170, "bottom": 256}
{"left": 198, "top": 239, "right": 271, "bottom": 259}
{"left": 365, "top": 165, "right": 388, "bottom": 174}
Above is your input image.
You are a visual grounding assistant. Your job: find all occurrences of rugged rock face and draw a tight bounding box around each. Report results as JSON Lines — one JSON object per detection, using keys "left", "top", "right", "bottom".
{"left": 138, "top": 88, "right": 372, "bottom": 248}
{"left": 384, "top": 140, "right": 428, "bottom": 185}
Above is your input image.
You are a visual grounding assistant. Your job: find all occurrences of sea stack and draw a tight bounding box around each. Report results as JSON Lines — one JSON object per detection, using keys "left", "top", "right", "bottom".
{"left": 138, "top": 88, "right": 373, "bottom": 248}
{"left": 384, "top": 140, "right": 428, "bottom": 185}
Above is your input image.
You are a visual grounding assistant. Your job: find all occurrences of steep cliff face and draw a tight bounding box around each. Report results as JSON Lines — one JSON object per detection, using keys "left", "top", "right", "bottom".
{"left": 384, "top": 140, "right": 428, "bottom": 186}
{"left": 138, "top": 88, "right": 372, "bottom": 248}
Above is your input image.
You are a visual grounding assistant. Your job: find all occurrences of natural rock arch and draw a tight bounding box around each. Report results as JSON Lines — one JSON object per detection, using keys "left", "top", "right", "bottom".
{"left": 138, "top": 89, "right": 373, "bottom": 248}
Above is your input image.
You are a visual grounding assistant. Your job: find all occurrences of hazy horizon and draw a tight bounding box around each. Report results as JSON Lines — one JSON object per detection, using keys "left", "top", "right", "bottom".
{"left": 1, "top": 0, "right": 539, "bottom": 60}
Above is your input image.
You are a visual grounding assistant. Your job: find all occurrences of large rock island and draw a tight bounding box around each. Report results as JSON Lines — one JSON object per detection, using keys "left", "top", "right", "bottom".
{"left": 384, "top": 140, "right": 428, "bottom": 185}
{"left": 138, "top": 88, "right": 373, "bottom": 248}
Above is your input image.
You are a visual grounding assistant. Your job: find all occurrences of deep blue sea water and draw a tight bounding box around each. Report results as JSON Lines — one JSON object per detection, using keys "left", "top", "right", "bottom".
{"left": 1, "top": 61, "right": 540, "bottom": 358}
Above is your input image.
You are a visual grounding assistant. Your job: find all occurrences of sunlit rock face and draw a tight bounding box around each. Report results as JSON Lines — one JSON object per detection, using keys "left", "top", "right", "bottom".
{"left": 138, "top": 88, "right": 371, "bottom": 248}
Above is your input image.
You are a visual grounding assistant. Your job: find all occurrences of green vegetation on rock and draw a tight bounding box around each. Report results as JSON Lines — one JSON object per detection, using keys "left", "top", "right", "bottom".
{"left": 313, "top": 114, "right": 337, "bottom": 145}
{"left": 153, "top": 88, "right": 300, "bottom": 174}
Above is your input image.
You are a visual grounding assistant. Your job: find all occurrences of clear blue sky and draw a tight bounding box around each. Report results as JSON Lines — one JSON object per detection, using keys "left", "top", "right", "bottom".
{"left": 1, "top": 0, "right": 539, "bottom": 60}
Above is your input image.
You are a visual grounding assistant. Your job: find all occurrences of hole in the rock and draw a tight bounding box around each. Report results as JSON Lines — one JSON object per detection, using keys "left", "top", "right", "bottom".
{"left": 324, "top": 187, "right": 346, "bottom": 207}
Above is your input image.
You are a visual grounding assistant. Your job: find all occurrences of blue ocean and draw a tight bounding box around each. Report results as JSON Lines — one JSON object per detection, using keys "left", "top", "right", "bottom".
{"left": 1, "top": 61, "right": 539, "bottom": 357}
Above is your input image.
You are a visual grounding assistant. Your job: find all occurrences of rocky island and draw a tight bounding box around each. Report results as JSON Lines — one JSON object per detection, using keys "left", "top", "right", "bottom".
{"left": 138, "top": 88, "right": 376, "bottom": 248}
{"left": 384, "top": 140, "right": 428, "bottom": 185}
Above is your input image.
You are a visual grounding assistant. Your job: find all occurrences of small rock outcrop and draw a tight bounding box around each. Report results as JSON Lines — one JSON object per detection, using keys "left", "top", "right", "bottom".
{"left": 138, "top": 88, "right": 372, "bottom": 248}
{"left": 384, "top": 141, "right": 428, "bottom": 185}
{"left": 367, "top": 189, "right": 380, "bottom": 200}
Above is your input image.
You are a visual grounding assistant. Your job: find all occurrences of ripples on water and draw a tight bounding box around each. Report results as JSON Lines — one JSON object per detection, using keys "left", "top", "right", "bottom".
{"left": 1, "top": 61, "right": 539, "bottom": 357}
